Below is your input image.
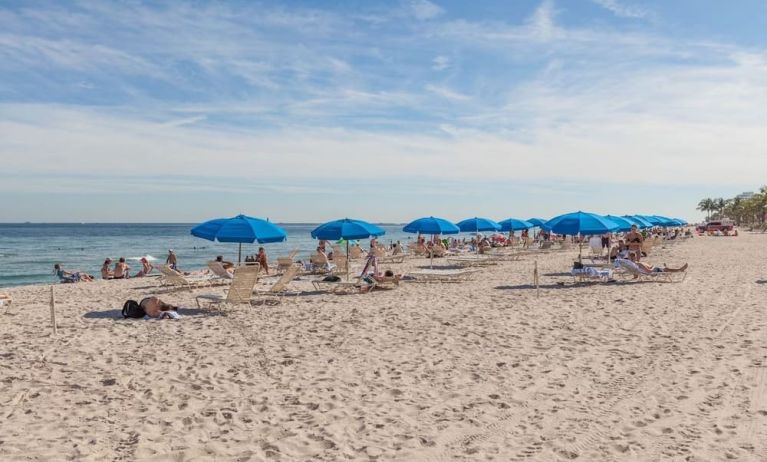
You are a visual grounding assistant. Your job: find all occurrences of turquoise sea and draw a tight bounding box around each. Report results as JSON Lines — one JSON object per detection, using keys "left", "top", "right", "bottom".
{"left": 0, "top": 223, "right": 417, "bottom": 288}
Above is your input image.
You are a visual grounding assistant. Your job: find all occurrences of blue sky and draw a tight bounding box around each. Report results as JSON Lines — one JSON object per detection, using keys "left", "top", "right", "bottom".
{"left": 1, "top": 0, "right": 766, "bottom": 223}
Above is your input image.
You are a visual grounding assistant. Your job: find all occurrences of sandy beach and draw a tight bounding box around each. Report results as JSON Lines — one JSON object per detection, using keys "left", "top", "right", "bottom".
{"left": 2, "top": 233, "right": 766, "bottom": 461}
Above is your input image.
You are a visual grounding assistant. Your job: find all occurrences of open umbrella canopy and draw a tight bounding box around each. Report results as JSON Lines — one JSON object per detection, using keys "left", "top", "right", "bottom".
{"left": 634, "top": 215, "right": 660, "bottom": 226}
{"left": 526, "top": 218, "right": 547, "bottom": 227}
{"left": 457, "top": 217, "right": 502, "bottom": 232}
{"left": 498, "top": 218, "right": 534, "bottom": 232}
{"left": 674, "top": 218, "right": 688, "bottom": 225}
{"left": 311, "top": 218, "right": 385, "bottom": 241}
{"left": 653, "top": 215, "right": 676, "bottom": 227}
{"left": 403, "top": 216, "right": 460, "bottom": 235}
{"left": 623, "top": 215, "right": 652, "bottom": 229}
{"left": 191, "top": 214, "right": 287, "bottom": 243}
{"left": 544, "top": 211, "right": 619, "bottom": 236}
{"left": 604, "top": 215, "right": 634, "bottom": 232}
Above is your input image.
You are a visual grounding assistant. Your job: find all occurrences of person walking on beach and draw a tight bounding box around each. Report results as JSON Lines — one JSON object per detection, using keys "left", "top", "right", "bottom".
{"left": 166, "top": 250, "right": 177, "bottom": 270}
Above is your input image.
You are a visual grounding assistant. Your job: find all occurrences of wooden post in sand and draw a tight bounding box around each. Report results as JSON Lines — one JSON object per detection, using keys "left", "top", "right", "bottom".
{"left": 49, "top": 286, "right": 57, "bottom": 335}
{"left": 533, "top": 260, "right": 540, "bottom": 298}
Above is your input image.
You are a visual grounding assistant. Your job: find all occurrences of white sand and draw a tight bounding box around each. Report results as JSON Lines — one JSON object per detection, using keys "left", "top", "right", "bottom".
{"left": 2, "top": 234, "right": 767, "bottom": 460}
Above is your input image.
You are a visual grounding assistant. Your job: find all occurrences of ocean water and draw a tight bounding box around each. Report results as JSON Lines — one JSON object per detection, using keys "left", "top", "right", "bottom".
{"left": 0, "top": 223, "right": 418, "bottom": 288}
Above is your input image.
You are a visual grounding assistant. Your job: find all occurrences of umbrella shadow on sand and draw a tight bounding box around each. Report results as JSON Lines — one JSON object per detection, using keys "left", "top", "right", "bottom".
{"left": 82, "top": 307, "right": 214, "bottom": 320}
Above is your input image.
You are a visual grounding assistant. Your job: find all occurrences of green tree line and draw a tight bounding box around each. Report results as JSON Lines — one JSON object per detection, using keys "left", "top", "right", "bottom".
{"left": 697, "top": 186, "right": 767, "bottom": 226}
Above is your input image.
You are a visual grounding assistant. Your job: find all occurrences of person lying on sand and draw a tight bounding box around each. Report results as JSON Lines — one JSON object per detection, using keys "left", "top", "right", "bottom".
{"left": 139, "top": 296, "right": 180, "bottom": 319}
{"left": 54, "top": 264, "right": 94, "bottom": 283}
{"left": 215, "top": 255, "right": 234, "bottom": 273}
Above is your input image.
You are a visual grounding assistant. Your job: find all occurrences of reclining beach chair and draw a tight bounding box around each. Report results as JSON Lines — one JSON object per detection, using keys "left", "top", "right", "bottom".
{"left": 253, "top": 265, "right": 302, "bottom": 302}
{"left": 406, "top": 268, "right": 480, "bottom": 283}
{"left": 613, "top": 258, "right": 686, "bottom": 283}
{"left": 309, "top": 253, "right": 335, "bottom": 274}
{"left": 275, "top": 249, "right": 299, "bottom": 273}
{"left": 207, "top": 261, "right": 234, "bottom": 281}
{"left": 312, "top": 277, "right": 376, "bottom": 294}
{"left": 158, "top": 264, "right": 219, "bottom": 290}
{"left": 196, "top": 265, "right": 260, "bottom": 310}
{"left": 571, "top": 266, "right": 612, "bottom": 283}
{"left": 447, "top": 255, "right": 496, "bottom": 267}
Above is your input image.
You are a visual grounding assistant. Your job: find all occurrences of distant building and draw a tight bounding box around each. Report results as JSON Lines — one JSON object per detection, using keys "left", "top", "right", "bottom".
{"left": 736, "top": 191, "right": 755, "bottom": 200}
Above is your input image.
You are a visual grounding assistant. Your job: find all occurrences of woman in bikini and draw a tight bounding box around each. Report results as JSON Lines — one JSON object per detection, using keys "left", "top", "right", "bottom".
{"left": 626, "top": 225, "right": 644, "bottom": 262}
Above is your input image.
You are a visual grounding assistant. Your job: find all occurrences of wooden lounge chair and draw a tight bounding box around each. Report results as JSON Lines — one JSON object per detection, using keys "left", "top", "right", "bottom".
{"left": 195, "top": 265, "right": 260, "bottom": 309}
{"left": 253, "top": 265, "right": 302, "bottom": 302}
{"left": 158, "top": 265, "right": 219, "bottom": 290}
{"left": 406, "top": 268, "right": 480, "bottom": 283}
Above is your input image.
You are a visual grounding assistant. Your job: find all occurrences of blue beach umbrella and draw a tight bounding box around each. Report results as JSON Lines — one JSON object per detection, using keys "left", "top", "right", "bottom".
{"left": 544, "top": 211, "right": 619, "bottom": 236}
{"left": 191, "top": 214, "right": 287, "bottom": 264}
{"left": 403, "top": 216, "right": 460, "bottom": 235}
{"left": 653, "top": 215, "right": 676, "bottom": 227}
{"left": 498, "top": 218, "right": 534, "bottom": 232}
{"left": 623, "top": 215, "right": 651, "bottom": 229}
{"left": 638, "top": 215, "right": 663, "bottom": 226}
{"left": 311, "top": 218, "right": 385, "bottom": 279}
{"left": 526, "top": 218, "right": 547, "bottom": 228}
{"left": 457, "top": 217, "right": 502, "bottom": 233}
{"left": 403, "top": 217, "right": 459, "bottom": 267}
{"left": 544, "top": 211, "right": 619, "bottom": 261}
{"left": 604, "top": 215, "right": 634, "bottom": 232}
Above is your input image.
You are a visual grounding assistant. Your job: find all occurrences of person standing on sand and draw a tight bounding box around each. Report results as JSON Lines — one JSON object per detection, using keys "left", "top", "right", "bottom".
{"left": 255, "top": 247, "right": 269, "bottom": 274}
{"left": 166, "top": 250, "right": 177, "bottom": 270}
{"left": 626, "top": 224, "right": 644, "bottom": 261}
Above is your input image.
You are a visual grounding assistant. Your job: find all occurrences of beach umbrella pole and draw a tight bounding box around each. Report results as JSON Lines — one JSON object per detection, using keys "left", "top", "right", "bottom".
{"left": 346, "top": 240, "right": 350, "bottom": 281}
{"left": 238, "top": 243, "right": 242, "bottom": 265}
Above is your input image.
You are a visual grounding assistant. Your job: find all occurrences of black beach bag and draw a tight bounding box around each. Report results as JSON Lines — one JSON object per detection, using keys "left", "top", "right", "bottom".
{"left": 122, "top": 300, "right": 145, "bottom": 318}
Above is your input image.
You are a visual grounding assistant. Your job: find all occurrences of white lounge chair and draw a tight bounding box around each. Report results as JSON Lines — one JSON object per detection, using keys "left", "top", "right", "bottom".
{"left": 312, "top": 278, "right": 376, "bottom": 294}
{"left": 207, "top": 261, "right": 234, "bottom": 281}
{"left": 158, "top": 265, "right": 219, "bottom": 290}
{"left": 571, "top": 266, "right": 612, "bottom": 283}
{"left": 276, "top": 249, "right": 299, "bottom": 273}
{"left": 253, "top": 265, "right": 302, "bottom": 302}
{"left": 196, "top": 265, "right": 260, "bottom": 309}
{"left": 613, "top": 258, "right": 687, "bottom": 283}
{"left": 406, "top": 268, "right": 480, "bottom": 283}
{"left": 447, "top": 255, "right": 497, "bottom": 267}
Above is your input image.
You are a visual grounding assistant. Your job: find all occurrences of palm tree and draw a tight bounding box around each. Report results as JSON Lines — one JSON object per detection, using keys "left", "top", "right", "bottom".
{"left": 697, "top": 198, "right": 714, "bottom": 221}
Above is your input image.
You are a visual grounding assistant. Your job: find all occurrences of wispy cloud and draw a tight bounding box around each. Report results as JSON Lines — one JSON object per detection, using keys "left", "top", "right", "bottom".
{"left": 406, "top": 0, "right": 444, "bottom": 20}
{"left": 424, "top": 84, "right": 469, "bottom": 101}
{"left": 432, "top": 55, "right": 450, "bottom": 71}
{"left": 591, "top": 0, "right": 651, "bottom": 19}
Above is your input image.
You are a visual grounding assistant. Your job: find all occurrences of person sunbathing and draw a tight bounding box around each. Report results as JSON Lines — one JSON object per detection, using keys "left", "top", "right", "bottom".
{"left": 53, "top": 264, "right": 94, "bottom": 283}
{"left": 136, "top": 257, "right": 154, "bottom": 277}
{"left": 113, "top": 257, "right": 130, "bottom": 279}
{"left": 215, "top": 255, "right": 235, "bottom": 273}
{"left": 627, "top": 254, "right": 688, "bottom": 273}
{"left": 609, "top": 240, "right": 629, "bottom": 261}
{"left": 139, "top": 296, "right": 180, "bottom": 319}
{"left": 101, "top": 258, "right": 114, "bottom": 279}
